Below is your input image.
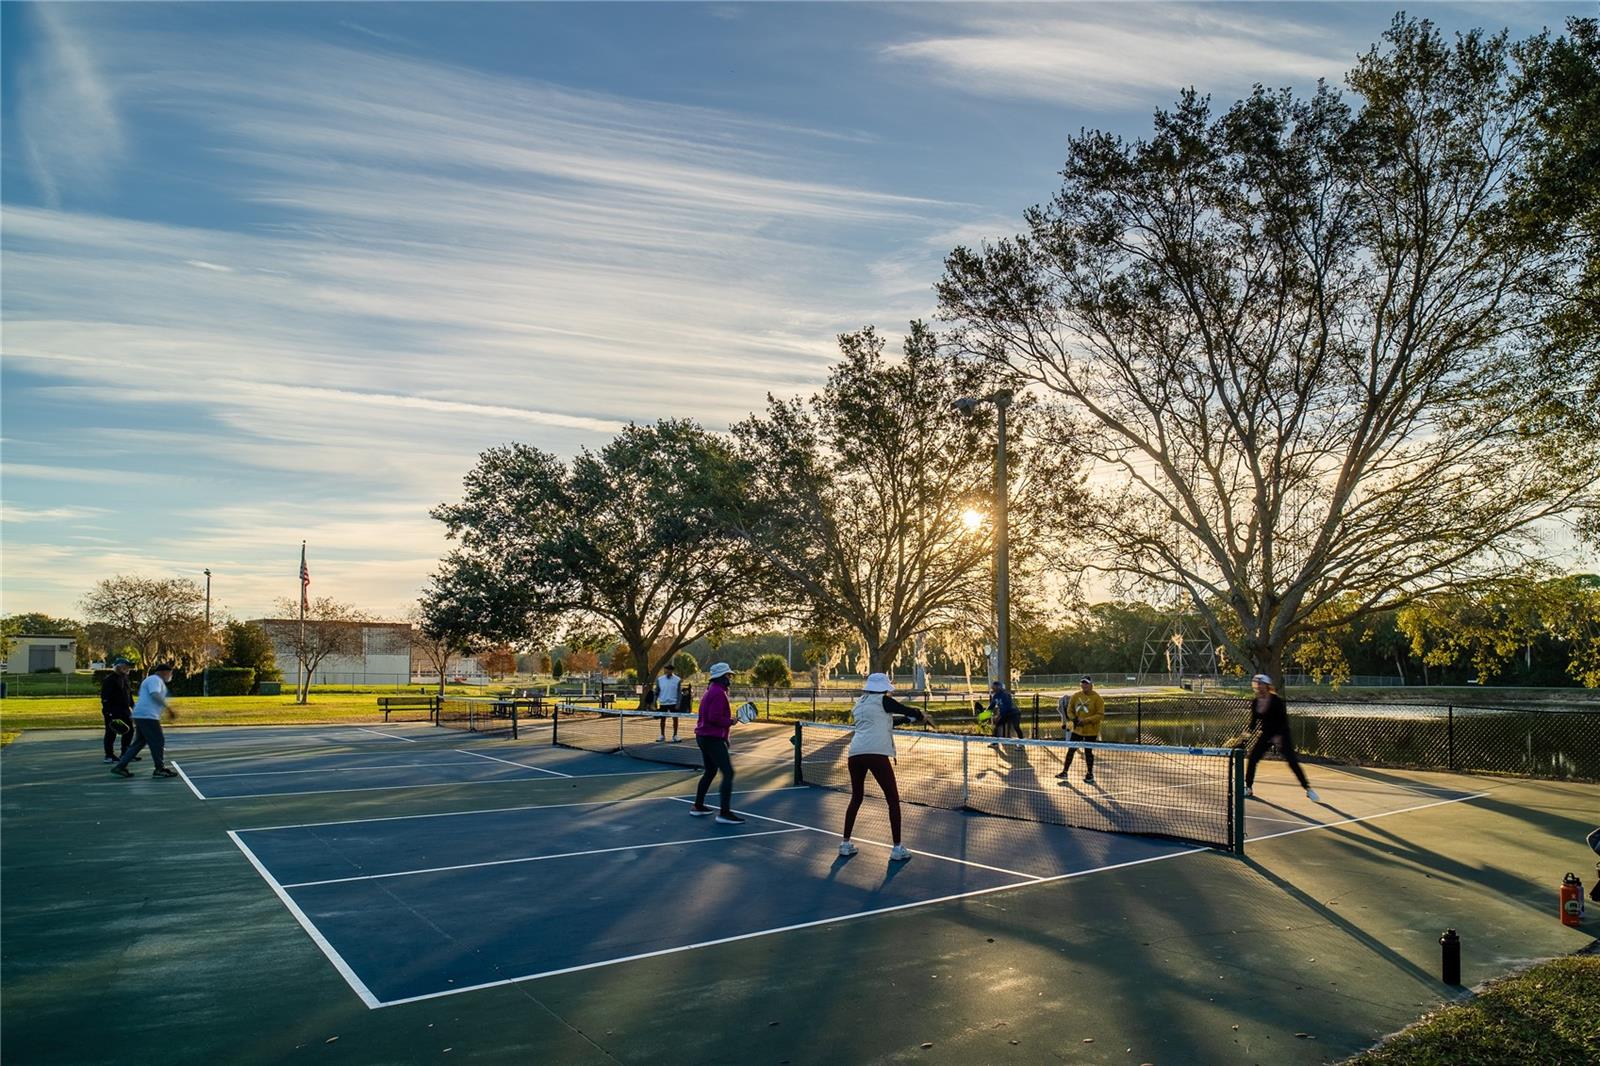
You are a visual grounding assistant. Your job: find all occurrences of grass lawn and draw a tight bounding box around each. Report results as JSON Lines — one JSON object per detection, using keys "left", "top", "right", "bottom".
{"left": 1345, "top": 952, "right": 1600, "bottom": 1064}
{"left": 0, "top": 694, "right": 395, "bottom": 740}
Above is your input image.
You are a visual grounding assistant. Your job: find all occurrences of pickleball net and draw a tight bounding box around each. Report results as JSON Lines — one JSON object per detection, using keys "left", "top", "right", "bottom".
{"left": 437, "top": 696, "right": 520, "bottom": 739}
{"left": 553, "top": 705, "right": 1244, "bottom": 851}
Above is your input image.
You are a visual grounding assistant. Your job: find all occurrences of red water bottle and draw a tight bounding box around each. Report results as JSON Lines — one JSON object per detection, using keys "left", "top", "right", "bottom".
{"left": 1560, "top": 873, "right": 1584, "bottom": 927}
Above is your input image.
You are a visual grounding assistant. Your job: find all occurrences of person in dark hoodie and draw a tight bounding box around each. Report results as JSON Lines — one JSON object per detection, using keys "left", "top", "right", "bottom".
{"left": 100, "top": 657, "right": 137, "bottom": 764}
{"left": 1243, "top": 673, "right": 1318, "bottom": 802}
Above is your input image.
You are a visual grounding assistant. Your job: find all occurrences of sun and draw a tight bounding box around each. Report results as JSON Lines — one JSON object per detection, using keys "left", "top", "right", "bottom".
{"left": 961, "top": 508, "right": 985, "bottom": 531}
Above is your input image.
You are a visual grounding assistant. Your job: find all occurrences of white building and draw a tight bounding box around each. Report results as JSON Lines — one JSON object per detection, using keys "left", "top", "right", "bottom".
{"left": 3, "top": 634, "right": 78, "bottom": 674}
{"left": 249, "top": 619, "right": 414, "bottom": 687}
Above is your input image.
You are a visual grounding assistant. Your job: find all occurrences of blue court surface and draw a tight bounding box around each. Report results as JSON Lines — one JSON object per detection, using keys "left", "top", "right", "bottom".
{"left": 181, "top": 723, "right": 1483, "bottom": 1011}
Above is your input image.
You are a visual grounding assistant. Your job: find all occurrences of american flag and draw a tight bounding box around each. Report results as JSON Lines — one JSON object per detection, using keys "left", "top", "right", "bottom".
{"left": 299, "top": 542, "right": 310, "bottom": 613}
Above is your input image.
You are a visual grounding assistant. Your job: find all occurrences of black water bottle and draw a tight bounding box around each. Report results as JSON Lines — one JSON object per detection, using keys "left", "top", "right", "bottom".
{"left": 1440, "top": 928, "right": 1461, "bottom": 985}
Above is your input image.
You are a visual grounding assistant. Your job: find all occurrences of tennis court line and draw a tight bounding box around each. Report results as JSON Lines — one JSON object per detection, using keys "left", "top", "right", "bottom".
{"left": 455, "top": 749, "right": 572, "bottom": 778}
{"left": 171, "top": 761, "right": 208, "bottom": 801}
{"left": 369, "top": 843, "right": 1209, "bottom": 1009}
{"left": 227, "top": 830, "right": 381, "bottom": 1010}
{"left": 279, "top": 828, "right": 808, "bottom": 889}
{"left": 1248, "top": 791, "right": 1488, "bottom": 843}
{"left": 236, "top": 785, "right": 813, "bottom": 832}
{"left": 665, "top": 796, "right": 1044, "bottom": 881}
{"left": 356, "top": 727, "right": 419, "bottom": 743}
{"left": 203, "top": 764, "right": 698, "bottom": 800}
{"left": 183, "top": 760, "right": 490, "bottom": 779}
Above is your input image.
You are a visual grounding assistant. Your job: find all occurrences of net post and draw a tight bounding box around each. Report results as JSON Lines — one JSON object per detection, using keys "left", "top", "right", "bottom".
{"left": 1447, "top": 705, "right": 1455, "bottom": 771}
{"left": 792, "top": 721, "right": 803, "bottom": 785}
{"left": 510, "top": 701, "right": 519, "bottom": 741}
{"left": 1137, "top": 696, "right": 1143, "bottom": 741}
{"left": 1031, "top": 693, "right": 1040, "bottom": 739}
{"left": 1231, "top": 744, "right": 1246, "bottom": 855}
{"left": 551, "top": 702, "right": 560, "bottom": 746}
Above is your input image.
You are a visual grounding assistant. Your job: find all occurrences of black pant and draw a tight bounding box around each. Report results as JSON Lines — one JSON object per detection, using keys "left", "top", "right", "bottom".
{"left": 116, "top": 719, "right": 166, "bottom": 771}
{"left": 843, "top": 754, "right": 902, "bottom": 843}
{"left": 103, "top": 711, "right": 132, "bottom": 758}
{"left": 992, "top": 715, "right": 1023, "bottom": 739}
{"left": 1061, "top": 731, "right": 1096, "bottom": 773}
{"left": 695, "top": 735, "right": 734, "bottom": 813}
{"left": 1246, "top": 731, "right": 1308, "bottom": 789}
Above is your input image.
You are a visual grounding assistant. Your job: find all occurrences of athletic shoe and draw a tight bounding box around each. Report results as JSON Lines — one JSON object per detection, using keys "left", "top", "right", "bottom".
{"left": 889, "top": 844, "right": 911, "bottom": 862}
{"left": 670, "top": 736, "right": 682, "bottom": 743}
{"left": 715, "top": 812, "right": 746, "bottom": 825}
{"left": 1243, "top": 785, "right": 1254, "bottom": 798}
{"left": 1305, "top": 788, "right": 1320, "bottom": 802}
{"left": 1083, "top": 772, "right": 1095, "bottom": 784}
{"left": 131, "top": 755, "right": 143, "bottom": 761}
{"left": 838, "top": 841, "right": 858, "bottom": 857}
{"left": 1054, "top": 769, "right": 1070, "bottom": 779}
{"left": 104, "top": 756, "right": 117, "bottom": 763}
{"left": 688, "top": 805, "right": 715, "bottom": 816}
{"left": 655, "top": 736, "right": 666, "bottom": 743}
{"left": 110, "top": 765, "right": 133, "bottom": 778}
{"left": 153, "top": 767, "right": 179, "bottom": 778}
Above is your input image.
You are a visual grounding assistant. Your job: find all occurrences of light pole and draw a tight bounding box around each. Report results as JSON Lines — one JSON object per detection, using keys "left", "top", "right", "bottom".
{"left": 203, "top": 568, "right": 212, "bottom": 697}
{"left": 953, "top": 389, "right": 1013, "bottom": 686}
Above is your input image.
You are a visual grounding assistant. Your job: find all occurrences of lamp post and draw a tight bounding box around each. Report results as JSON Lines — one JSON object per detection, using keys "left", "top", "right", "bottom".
{"left": 203, "top": 568, "right": 212, "bottom": 697}
{"left": 953, "top": 389, "right": 1013, "bottom": 686}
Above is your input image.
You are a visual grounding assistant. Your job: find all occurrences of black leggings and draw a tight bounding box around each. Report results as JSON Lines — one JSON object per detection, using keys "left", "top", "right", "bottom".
{"left": 1246, "top": 731, "right": 1309, "bottom": 789}
{"left": 1062, "top": 731, "right": 1095, "bottom": 772}
{"left": 843, "top": 754, "right": 902, "bottom": 844}
{"left": 103, "top": 712, "right": 132, "bottom": 758}
{"left": 116, "top": 719, "right": 165, "bottom": 770}
{"left": 992, "top": 715, "right": 1023, "bottom": 739}
{"left": 695, "top": 735, "right": 734, "bottom": 813}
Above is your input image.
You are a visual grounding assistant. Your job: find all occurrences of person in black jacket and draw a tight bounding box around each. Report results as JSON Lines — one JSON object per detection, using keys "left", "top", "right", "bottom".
{"left": 1243, "top": 673, "right": 1318, "bottom": 802}
{"left": 100, "top": 658, "right": 137, "bottom": 763}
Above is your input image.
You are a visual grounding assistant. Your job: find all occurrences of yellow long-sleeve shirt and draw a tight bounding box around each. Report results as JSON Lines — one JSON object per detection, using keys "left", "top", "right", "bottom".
{"left": 1059, "top": 691, "right": 1106, "bottom": 737}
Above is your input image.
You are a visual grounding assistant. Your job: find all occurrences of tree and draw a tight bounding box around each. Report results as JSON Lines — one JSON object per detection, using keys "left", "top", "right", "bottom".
{"left": 734, "top": 322, "right": 1081, "bottom": 674}
{"left": 1398, "top": 574, "right": 1600, "bottom": 686}
{"left": 222, "top": 620, "right": 281, "bottom": 686}
{"left": 565, "top": 648, "right": 600, "bottom": 678}
{"left": 672, "top": 650, "right": 698, "bottom": 678}
{"left": 938, "top": 16, "right": 1600, "bottom": 683}
{"left": 550, "top": 657, "right": 564, "bottom": 681}
{"left": 273, "top": 597, "right": 367, "bottom": 703}
{"left": 81, "top": 576, "right": 205, "bottom": 670}
{"left": 481, "top": 646, "right": 518, "bottom": 678}
{"left": 431, "top": 420, "right": 769, "bottom": 701}
{"left": 749, "top": 653, "right": 792, "bottom": 706}
{"left": 408, "top": 592, "right": 486, "bottom": 697}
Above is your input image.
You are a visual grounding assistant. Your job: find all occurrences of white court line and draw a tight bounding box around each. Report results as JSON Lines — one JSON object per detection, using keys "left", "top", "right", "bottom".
{"left": 171, "top": 761, "right": 208, "bottom": 801}
{"left": 1248, "top": 792, "right": 1489, "bottom": 843}
{"left": 237, "top": 785, "right": 813, "bottom": 833}
{"left": 204, "top": 765, "right": 696, "bottom": 801}
{"left": 227, "top": 830, "right": 381, "bottom": 1010}
{"left": 185, "top": 760, "right": 485, "bottom": 780}
{"left": 666, "top": 796, "right": 1044, "bottom": 881}
{"left": 356, "top": 727, "right": 418, "bottom": 744}
{"left": 280, "top": 828, "right": 807, "bottom": 889}
{"left": 371, "top": 845, "right": 1204, "bottom": 1009}
{"left": 455, "top": 749, "right": 571, "bottom": 778}
{"left": 1244, "top": 813, "right": 1316, "bottom": 825}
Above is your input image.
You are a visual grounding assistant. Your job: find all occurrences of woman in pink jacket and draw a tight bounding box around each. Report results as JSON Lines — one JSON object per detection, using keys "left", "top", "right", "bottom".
{"left": 688, "top": 662, "right": 744, "bottom": 824}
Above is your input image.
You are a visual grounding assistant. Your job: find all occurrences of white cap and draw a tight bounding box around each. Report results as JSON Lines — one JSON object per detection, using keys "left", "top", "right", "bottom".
{"left": 863, "top": 672, "right": 893, "bottom": 693}
{"left": 708, "top": 662, "right": 733, "bottom": 680}
{"left": 1251, "top": 673, "right": 1273, "bottom": 685}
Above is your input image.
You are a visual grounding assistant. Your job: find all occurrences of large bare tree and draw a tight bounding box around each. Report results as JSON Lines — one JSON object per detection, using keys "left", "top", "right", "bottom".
{"left": 938, "top": 17, "right": 1600, "bottom": 680}
{"left": 273, "top": 597, "right": 368, "bottom": 703}
{"left": 734, "top": 322, "right": 1081, "bottom": 674}
{"left": 81, "top": 576, "right": 205, "bottom": 669}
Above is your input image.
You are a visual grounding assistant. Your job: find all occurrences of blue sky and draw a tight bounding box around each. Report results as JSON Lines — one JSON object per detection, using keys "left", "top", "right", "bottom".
{"left": 2, "top": 2, "right": 1587, "bottom": 622}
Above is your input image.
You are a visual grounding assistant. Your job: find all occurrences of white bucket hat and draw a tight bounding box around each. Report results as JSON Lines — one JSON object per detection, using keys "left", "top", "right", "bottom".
{"left": 863, "top": 672, "right": 893, "bottom": 693}
{"left": 708, "top": 662, "right": 733, "bottom": 680}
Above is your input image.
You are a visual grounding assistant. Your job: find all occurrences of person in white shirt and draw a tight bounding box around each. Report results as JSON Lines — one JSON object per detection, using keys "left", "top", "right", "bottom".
{"left": 837, "top": 672, "right": 931, "bottom": 862}
{"left": 653, "top": 663, "right": 683, "bottom": 743}
{"left": 110, "top": 663, "right": 180, "bottom": 779}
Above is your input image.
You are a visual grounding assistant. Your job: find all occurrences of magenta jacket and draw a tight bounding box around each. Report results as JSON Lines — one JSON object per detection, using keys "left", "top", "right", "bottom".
{"left": 695, "top": 681, "right": 732, "bottom": 739}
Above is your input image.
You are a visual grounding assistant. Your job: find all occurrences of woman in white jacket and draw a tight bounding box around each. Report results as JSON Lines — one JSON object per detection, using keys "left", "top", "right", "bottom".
{"left": 839, "top": 672, "right": 930, "bottom": 862}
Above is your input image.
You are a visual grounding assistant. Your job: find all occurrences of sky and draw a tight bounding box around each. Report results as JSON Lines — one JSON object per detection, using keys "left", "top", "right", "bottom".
{"left": 2, "top": 1, "right": 1589, "bottom": 624}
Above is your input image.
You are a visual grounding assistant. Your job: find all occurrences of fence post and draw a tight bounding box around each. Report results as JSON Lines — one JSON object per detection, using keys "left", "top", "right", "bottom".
{"left": 1137, "top": 696, "right": 1143, "bottom": 741}
{"left": 1031, "top": 693, "right": 1040, "bottom": 739}
{"left": 1447, "top": 705, "right": 1455, "bottom": 771}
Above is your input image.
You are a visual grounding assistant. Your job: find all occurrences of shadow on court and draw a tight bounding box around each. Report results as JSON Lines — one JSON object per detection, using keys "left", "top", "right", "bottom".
{"left": 1, "top": 727, "right": 1595, "bottom": 1065}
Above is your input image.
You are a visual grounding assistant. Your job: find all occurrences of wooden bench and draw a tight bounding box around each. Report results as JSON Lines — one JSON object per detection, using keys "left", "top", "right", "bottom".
{"left": 377, "top": 695, "right": 440, "bottom": 722}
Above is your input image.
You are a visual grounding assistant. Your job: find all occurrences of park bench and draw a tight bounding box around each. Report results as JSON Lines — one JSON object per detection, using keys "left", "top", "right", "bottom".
{"left": 377, "top": 695, "right": 440, "bottom": 722}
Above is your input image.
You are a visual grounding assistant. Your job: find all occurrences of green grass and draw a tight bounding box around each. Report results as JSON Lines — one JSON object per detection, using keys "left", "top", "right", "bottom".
{"left": 1344, "top": 953, "right": 1600, "bottom": 1064}
{"left": 0, "top": 694, "right": 396, "bottom": 734}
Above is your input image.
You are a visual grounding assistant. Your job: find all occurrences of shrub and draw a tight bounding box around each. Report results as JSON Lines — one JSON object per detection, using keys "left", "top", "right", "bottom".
{"left": 750, "top": 653, "right": 792, "bottom": 689}
{"left": 673, "top": 651, "right": 699, "bottom": 677}
{"left": 168, "top": 667, "right": 255, "bottom": 696}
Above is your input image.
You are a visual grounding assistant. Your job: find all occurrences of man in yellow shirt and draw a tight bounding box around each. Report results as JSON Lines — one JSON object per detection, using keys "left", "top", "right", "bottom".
{"left": 1056, "top": 675, "right": 1105, "bottom": 785}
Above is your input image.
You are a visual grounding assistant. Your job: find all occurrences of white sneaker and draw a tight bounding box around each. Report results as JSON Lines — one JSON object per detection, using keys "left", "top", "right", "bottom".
{"left": 889, "top": 844, "right": 911, "bottom": 862}
{"left": 1243, "top": 785, "right": 1253, "bottom": 798}
{"left": 838, "top": 841, "right": 858, "bottom": 857}
{"left": 1305, "top": 788, "right": 1320, "bottom": 802}
{"left": 655, "top": 736, "right": 666, "bottom": 743}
